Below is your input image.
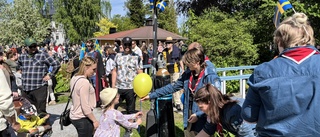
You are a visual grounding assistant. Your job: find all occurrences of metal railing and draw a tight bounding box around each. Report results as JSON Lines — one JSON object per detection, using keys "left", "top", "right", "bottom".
{"left": 217, "top": 66, "right": 257, "bottom": 98}
{"left": 143, "top": 65, "right": 258, "bottom": 98}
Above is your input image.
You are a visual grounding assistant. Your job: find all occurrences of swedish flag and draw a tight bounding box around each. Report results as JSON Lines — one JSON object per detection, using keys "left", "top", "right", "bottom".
{"left": 150, "top": 0, "right": 154, "bottom": 10}
{"left": 79, "top": 42, "right": 86, "bottom": 60}
{"left": 94, "top": 39, "right": 103, "bottom": 55}
{"left": 273, "top": 0, "right": 293, "bottom": 28}
{"left": 156, "top": 1, "right": 167, "bottom": 12}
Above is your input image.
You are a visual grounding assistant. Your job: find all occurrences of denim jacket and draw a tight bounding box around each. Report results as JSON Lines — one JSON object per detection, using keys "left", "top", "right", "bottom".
{"left": 149, "top": 62, "right": 221, "bottom": 134}
{"left": 242, "top": 46, "right": 320, "bottom": 136}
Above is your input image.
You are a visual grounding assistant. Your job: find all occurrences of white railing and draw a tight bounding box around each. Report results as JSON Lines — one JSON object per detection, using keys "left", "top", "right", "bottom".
{"left": 217, "top": 66, "right": 257, "bottom": 98}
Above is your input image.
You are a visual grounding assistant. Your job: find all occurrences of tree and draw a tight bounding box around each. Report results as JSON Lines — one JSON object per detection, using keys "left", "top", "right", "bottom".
{"left": 93, "top": 18, "right": 117, "bottom": 37}
{"left": 101, "top": 0, "right": 112, "bottom": 18}
{"left": 125, "top": 0, "right": 146, "bottom": 27}
{"left": 158, "top": 0, "right": 178, "bottom": 33}
{"left": 54, "top": 0, "right": 101, "bottom": 43}
{"left": 186, "top": 9, "right": 258, "bottom": 68}
{"left": 110, "top": 14, "right": 136, "bottom": 32}
{"left": 0, "top": 0, "right": 50, "bottom": 45}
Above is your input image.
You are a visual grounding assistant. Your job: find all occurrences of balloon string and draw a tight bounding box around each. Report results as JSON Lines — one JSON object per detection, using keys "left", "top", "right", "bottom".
{"left": 138, "top": 100, "right": 142, "bottom": 133}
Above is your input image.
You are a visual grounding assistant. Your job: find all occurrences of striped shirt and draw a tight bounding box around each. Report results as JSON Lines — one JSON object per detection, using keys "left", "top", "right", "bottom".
{"left": 18, "top": 51, "right": 60, "bottom": 91}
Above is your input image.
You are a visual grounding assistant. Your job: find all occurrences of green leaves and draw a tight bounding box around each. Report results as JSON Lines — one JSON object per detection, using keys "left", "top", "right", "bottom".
{"left": 0, "top": 0, "right": 50, "bottom": 45}
{"left": 54, "top": 0, "right": 101, "bottom": 43}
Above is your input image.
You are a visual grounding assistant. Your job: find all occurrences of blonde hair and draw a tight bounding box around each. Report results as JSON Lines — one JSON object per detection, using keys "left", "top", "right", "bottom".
{"left": 75, "top": 56, "right": 96, "bottom": 76}
{"left": 182, "top": 48, "right": 206, "bottom": 68}
{"left": 274, "top": 13, "right": 315, "bottom": 48}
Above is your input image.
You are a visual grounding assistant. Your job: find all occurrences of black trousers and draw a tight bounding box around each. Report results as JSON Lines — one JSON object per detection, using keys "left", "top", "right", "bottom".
{"left": 21, "top": 85, "right": 48, "bottom": 114}
{"left": 71, "top": 118, "right": 94, "bottom": 137}
{"left": 115, "top": 89, "right": 136, "bottom": 114}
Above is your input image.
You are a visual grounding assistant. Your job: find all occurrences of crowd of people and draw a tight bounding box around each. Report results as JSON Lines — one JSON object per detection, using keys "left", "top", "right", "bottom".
{"left": 1, "top": 12, "right": 320, "bottom": 137}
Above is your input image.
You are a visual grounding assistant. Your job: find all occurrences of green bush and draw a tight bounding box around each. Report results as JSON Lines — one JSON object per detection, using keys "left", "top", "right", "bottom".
{"left": 54, "top": 64, "right": 71, "bottom": 93}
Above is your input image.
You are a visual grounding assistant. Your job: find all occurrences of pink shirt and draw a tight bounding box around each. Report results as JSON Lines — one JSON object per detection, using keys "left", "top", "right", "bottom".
{"left": 69, "top": 76, "right": 96, "bottom": 120}
{"left": 94, "top": 109, "right": 138, "bottom": 137}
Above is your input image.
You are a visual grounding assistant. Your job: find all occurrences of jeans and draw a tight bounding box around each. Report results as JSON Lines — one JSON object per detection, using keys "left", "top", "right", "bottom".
{"left": 21, "top": 85, "right": 48, "bottom": 114}
{"left": 71, "top": 118, "right": 94, "bottom": 137}
{"left": 114, "top": 89, "right": 136, "bottom": 114}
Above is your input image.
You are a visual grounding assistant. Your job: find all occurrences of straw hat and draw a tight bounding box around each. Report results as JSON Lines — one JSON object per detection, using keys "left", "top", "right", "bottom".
{"left": 100, "top": 88, "right": 118, "bottom": 107}
{"left": 165, "top": 37, "right": 175, "bottom": 43}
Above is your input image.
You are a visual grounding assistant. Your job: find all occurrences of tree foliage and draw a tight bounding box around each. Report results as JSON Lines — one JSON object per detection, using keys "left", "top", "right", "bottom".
{"left": 111, "top": 14, "right": 137, "bottom": 32}
{"left": 54, "top": 0, "right": 101, "bottom": 43}
{"left": 179, "top": 0, "right": 320, "bottom": 63}
{"left": 93, "top": 18, "right": 117, "bottom": 37}
{"left": 158, "top": 0, "right": 178, "bottom": 33}
{"left": 125, "top": 0, "right": 146, "bottom": 27}
{"left": 0, "top": 0, "right": 50, "bottom": 45}
{"left": 101, "top": 0, "right": 112, "bottom": 18}
{"left": 186, "top": 9, "right": 258, "bottom": 68}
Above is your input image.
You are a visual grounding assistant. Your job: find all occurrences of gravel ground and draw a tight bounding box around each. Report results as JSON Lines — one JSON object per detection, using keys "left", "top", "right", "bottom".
{"left": 46, "top": 103, "right": 103, "bottom": 137}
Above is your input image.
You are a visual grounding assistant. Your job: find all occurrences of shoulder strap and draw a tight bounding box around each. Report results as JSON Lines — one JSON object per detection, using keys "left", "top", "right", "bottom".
{"left": 62, "top": 77, "right": 83, "bottom": 112}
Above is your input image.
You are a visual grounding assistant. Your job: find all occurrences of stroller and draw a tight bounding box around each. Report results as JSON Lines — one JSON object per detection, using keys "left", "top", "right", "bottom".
{"left": 13, "top": 97, "right": 52, "bottom": 137}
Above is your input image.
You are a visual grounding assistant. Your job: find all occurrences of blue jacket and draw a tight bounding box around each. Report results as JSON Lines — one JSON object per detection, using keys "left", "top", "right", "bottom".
{"left": 149, "top": 63, "right": 221, "bottom": 133}
{"left": 242, "top": 46, "right": 320, "bottom": 136}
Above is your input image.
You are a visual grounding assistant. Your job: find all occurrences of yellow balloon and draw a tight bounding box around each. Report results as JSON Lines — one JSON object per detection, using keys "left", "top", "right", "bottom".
{"left": 133, "top": 73, "right": 153, "bottom": 98}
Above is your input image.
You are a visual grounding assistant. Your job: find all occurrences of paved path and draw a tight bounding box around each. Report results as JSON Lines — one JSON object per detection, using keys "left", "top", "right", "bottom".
{"left": 47, "top": 103, "right": 103, "bottom": 137}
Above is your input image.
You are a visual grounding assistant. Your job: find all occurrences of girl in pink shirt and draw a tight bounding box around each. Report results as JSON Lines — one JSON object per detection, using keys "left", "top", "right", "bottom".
{"left": 94, "top": 88, "right": 142, "bottom": 137}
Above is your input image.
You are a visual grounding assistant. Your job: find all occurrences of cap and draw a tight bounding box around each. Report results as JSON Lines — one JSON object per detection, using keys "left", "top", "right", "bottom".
{"left": 122, "top": 37, "right": 132, "bottom": 44}
{"left": 24, "top": 38, "right": 37, "bottom": 47}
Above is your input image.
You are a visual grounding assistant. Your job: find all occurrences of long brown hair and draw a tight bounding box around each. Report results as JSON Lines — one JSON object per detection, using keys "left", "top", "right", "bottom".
{"left": 194, "top": 84, "right": 237, "bottom": 124}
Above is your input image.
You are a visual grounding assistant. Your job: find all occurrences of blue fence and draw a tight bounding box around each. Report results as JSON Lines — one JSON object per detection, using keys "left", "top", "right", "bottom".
{"left": 143, "top": 65, "right": 257, "bottom": 98}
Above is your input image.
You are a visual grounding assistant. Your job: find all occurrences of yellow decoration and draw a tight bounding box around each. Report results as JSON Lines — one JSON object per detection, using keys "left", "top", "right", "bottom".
{"left": 133, "top": 73, "right": 153, "bottom": 98}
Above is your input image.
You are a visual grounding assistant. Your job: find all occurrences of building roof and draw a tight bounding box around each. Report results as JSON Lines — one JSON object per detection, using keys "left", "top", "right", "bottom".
{"left": 93, "top": 26, "right": 187, "bottom": 41}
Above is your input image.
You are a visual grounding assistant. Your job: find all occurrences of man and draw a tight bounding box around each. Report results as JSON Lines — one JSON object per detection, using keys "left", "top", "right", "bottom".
{"left": 0, "top": 67, "right": 21, "bottom": 136}
{"left": 162, "top": 37, "right": 184, "bottom": 111}
{"left": 111, "top": 37, "right": 143, "bottom": 114}
{"left": 132, "top": 40, "right": 143, "bottom": 61}
{"left": 18, "top": 38, "right": 60, "bottom": 114}
{"left": 85, "top": 40, "right": 105, "bottom": 106}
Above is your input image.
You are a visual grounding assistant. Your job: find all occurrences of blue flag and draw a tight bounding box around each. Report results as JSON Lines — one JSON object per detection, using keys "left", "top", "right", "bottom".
{"left": 156, "top": 1, "right": 167, "bottom": 12}
{"left": 150, "top": 0, "right": 154, "bottom": 10}
{"left": 273, "top": 0, "right": 293, "bottom": 28}
{"left": 79, "top": 42, "right": 86, "bottom": 60}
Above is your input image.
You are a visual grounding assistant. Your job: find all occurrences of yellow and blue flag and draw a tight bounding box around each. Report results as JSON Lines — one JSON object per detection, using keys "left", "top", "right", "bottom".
{"left": 150, "top": 0, "right": 154, "bottom": 10}
{"left": 79, "top": 42, "right": 86, "bottom": 60}
{"left": 156, "top": 1, "right": 167, "bottom": 12}
{"left": 273, "top": 0, "right": 293, "bottom": 28}
{"left": 94, "top": 39, "right": 103, "bottom": 55}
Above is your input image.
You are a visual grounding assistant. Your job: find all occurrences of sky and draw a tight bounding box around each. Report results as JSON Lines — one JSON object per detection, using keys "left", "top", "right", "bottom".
{"left": 110, "top": 0, "right": 185, "bottom": 28}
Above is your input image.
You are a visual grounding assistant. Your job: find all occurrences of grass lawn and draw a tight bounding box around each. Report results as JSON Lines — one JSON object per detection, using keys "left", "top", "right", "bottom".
{"left": 56, "top": 93, "right": 184, "bottom": 137}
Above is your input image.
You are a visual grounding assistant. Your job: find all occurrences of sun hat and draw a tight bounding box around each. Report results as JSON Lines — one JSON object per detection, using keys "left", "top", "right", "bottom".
{"left": 100, "top": 88, "right": 118, "bottom": 107}
{"left": 165, "top": 37, "right": 175, "bottom": 43}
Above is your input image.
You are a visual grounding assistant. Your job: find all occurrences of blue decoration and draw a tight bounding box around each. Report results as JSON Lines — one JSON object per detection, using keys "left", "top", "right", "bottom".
{"left": 156, "top": 1, "right": 167, "bottom": 12}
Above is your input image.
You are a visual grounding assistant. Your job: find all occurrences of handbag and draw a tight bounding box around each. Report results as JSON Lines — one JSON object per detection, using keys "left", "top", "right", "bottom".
{"left": 59, "top": 77, "right": 83, "bottom": 130}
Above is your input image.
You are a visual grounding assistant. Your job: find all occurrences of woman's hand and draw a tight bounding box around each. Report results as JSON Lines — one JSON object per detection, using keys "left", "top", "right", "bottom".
{"left": 140, "top": 95, "right": 150, "bottom": 101}
{"left": 188, "top": 114, "right": 198, "bottom": 123}
{"left": 93, "top": 121, "right": 99, "bottom": 129}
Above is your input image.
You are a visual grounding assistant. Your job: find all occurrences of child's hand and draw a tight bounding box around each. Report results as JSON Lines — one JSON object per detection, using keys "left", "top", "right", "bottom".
{"left": 136, "top": 118, "right": 142, "bottom": 125}
{"left": 28, "top": 128, "right": 38, "bottom": 135}
{"left": 44, "top": 114, "right": 50, "bottom": 119}
{"left": 135, "top": 112, "right": 143, "bottom": 118}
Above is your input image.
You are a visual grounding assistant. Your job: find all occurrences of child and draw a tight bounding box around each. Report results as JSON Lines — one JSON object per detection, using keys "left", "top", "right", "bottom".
{"left": 194, "top": 84, "right": 256, "bottom": 137}
{"left": 94, "top": 88, "right": 143, "bottom": 137}
{"left": 17, "top": 104, "right": 52, "bottom": 136}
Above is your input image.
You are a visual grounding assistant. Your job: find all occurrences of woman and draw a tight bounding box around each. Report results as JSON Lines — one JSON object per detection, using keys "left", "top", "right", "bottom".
{"left": 70, "top": 56, "right": 99, "bottom": 137}
{"left": 242, "top": 12, "right": 320, "bottom": 136}
{"left": 141, "top": 48, "right": 221, "bottom": 137}
{"left": 194, "top": 84, "right": 256, "bottom": 137}
{"left": 104, "top": 47, "right": 116, "bottom": 87}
